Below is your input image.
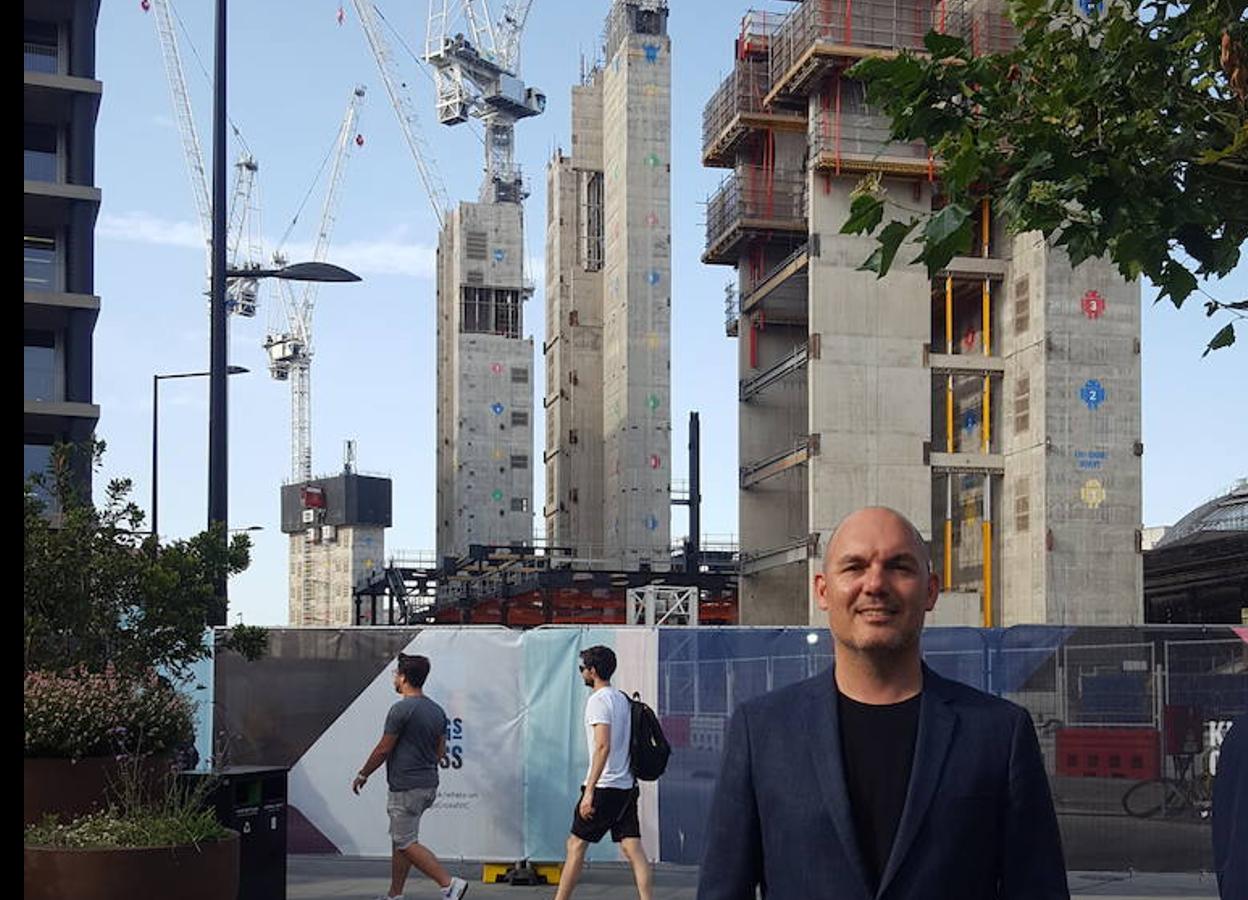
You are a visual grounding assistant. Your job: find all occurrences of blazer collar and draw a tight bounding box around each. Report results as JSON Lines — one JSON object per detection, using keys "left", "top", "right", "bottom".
{"left": 808, "top": 663, "right": 959, "bottom": 900}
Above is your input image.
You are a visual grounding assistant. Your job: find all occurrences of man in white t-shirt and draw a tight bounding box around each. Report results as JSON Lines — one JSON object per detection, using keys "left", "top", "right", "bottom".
{"left": 553, "top": 645, "right": 653, "bottom": 900}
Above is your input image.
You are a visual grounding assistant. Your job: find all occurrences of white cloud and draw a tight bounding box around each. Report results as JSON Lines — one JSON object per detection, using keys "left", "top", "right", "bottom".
{"left": 98, "top": 211, "right": 437, "bottom": 280}
{"left": 98, "top": 211, "right": 204, "bottom": 251}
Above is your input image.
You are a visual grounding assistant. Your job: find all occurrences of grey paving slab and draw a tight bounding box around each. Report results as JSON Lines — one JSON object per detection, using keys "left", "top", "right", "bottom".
{"left": 287, "top": 856, "right": 1221, "bottom": 899}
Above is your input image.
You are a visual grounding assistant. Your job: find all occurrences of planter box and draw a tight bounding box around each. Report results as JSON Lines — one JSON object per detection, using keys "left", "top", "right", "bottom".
{"left": 24, "top": 830, "right": 239, "bottom": 900}
{"left": 24, "top": 755, "right": 172, "bottom": 825}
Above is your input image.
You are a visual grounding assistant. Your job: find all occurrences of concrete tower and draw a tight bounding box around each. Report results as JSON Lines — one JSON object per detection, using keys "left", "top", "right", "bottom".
{"left": 703, "top": 0, "right": 1142, "bottom": 626}
{"left": 435, "top": 198, "right": 535, "bottom": 563}
{"left": 544, "top": 0, "right": 672, "bottom": 569}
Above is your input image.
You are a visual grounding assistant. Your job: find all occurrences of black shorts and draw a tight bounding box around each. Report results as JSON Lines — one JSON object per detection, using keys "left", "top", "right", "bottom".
{"left": 570, "top": 784, "right": 640, "bottom": 843}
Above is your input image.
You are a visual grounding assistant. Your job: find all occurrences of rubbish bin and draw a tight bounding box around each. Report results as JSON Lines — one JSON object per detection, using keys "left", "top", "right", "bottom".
{"left": 182, "top": 765, "right": 288, "bottom": 900}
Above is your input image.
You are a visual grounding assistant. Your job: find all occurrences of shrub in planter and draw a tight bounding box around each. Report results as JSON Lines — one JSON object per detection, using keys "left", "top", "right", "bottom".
{"left": 24, "top": 667, "right": 194, "bottom": 824}
{"left": 24, "top": 761, "right": 239, "bottom": 900}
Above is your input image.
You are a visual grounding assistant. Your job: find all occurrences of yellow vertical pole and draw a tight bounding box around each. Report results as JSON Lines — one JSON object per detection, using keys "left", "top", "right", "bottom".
{"left": 982, "top": 475, "right": 993, "bottom": 627}
{"left": 945, "top": 275, "right": 954, "bottom": 452}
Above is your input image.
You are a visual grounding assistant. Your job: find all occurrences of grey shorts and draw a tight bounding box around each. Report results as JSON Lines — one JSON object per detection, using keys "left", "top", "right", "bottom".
{"left": 387, "top": 786, "right": 437, "bottom": 849}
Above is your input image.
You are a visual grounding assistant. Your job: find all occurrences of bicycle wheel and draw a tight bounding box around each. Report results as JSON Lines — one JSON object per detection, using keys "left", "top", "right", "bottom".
{"left": 1122, "top": 779, "right": 1189, "bottom": 818}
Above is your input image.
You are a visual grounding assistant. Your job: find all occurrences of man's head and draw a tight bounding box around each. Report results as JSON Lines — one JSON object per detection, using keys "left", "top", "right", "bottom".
{"left": 394, "top": 653, "right": 431, "bottom": 693}
{"left": 814, "top": 507, "right": 939, "bottom": 659}
{"left": 579, "top": 645, "right": 617, "bottom": 686}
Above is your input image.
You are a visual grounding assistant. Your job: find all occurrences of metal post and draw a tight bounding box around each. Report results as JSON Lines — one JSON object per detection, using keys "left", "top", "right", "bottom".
{"left": 151, "top": 375, "right": 159, "bottom": 539}
{"left": 688, "top": 411, "right": 701, "bottom": 573}
{"left": 207, "top": 0, "right": 229, "bottom": 625}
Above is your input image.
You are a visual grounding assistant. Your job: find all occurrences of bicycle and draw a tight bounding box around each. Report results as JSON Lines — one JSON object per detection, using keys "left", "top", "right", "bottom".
{"left": 1120, "top": 751, "right": 1214, "bottom": 819}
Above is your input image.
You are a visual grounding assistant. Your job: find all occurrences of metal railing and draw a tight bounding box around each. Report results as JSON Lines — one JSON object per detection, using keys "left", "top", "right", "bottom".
{"left": 24, "top": 42, "right": 58, "bottom": 74}
{"left": 706, "top": 165, "right": 806, "bottom": 256}
{"left": 702, "top": 58, "right": 773, "bottom": 155}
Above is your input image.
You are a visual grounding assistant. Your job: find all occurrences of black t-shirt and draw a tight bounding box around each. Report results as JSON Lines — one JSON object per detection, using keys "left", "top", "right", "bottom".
{"left": 837, "top": 691, "right": 922, "bottom": 893}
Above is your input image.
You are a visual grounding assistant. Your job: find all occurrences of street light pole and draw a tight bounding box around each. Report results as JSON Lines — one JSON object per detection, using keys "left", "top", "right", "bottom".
{"left": 208, "top": 0, "right": 229, "bottom": 625}
{"left": 152, "top": 367, "right": 248, "bottom": 541}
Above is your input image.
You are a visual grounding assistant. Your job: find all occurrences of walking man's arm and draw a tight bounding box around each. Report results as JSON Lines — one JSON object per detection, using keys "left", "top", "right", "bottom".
{"left": 352, "top": 733, "right": 398, "bottom": 794}
{"left": 581, "top": 723, "right": 611, "bottom": 819}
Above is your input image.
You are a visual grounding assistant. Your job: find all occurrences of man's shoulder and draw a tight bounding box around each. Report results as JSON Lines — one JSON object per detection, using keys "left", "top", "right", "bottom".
{"left": 738, "top": 672, "right": 828, "bottom": 721}
{"left": 925, "top": 667, "right": 1028, "bottom": 723}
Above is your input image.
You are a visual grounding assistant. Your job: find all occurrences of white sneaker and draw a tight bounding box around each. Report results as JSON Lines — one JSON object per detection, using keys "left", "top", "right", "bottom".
{"left": 372, "top": 894, "right": 401, "bottom": 900}
{"left": 441, "top": 876, "right": 469, "bottom": 900}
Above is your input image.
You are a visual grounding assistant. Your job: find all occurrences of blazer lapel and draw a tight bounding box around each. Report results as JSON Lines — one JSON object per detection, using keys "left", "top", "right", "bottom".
{"left": 875, "top": 666, "right": 958, "bottom": 899}
{"left": 808, "top": 671, "right": 873, "bottom": 895}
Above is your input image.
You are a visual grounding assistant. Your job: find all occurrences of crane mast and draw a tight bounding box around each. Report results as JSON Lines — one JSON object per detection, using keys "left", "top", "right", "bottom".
{"left": 352, "top": 0, "right": 451, "bottom": 228}
{"left": 146, "top": 0, "right": 260, "bottom": 316}
{"left": 263, "top": 85, "right": 366, "bottom": 484}
{"left": 425, "top": 0, "right": 544, "bottom": 202}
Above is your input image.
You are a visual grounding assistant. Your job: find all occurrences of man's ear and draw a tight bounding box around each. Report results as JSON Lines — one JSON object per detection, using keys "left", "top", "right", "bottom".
{"left": 925, "top": 572, "right": 940, "bottom": 612}
{"left": 814, "top": 572, "right": 830, "bottom": 612}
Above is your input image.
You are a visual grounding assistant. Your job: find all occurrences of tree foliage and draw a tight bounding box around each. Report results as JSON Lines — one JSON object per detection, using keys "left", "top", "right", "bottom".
{"left": 24, "top": 440, "right": 251, "bottom": 679}
{"left": 841, "top": 0, "right": 1248, "bottom": 354}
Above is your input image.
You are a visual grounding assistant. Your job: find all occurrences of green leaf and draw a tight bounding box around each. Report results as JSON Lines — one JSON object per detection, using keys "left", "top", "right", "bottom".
{"left": 1157, "top": 263, "right": 1199, "bottom": 309}
{"left": 1202, "top": 323, "right": 1235, "bottom": 357}
{"left": 860, "top": 219, "right": 919, "bottom": 276}
{"left": 923, "top": 30, "right": 965, "bottom": 59}
{"left": 842, "top": 194, "right": 885, "bottom": 236}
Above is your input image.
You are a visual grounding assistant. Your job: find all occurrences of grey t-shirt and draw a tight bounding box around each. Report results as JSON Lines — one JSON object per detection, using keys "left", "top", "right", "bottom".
{"left": 383, "top": 694, "right": 447, "bottom": 791}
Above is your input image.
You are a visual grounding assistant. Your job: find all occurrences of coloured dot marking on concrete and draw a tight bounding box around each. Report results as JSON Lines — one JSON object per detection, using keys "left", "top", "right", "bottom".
{"left": 645, "top": 212, "right": 659, "bottom": 227}
{"left": 491, "top": 489, "right": 504, "bottom": 502}
{"left": 493, "top": 448, "right": 505, "bottom": 461}
{"left": 491, "top": 402, "right": 505, "bottom": 415}
{"left": 647, "top": 393, "right": 662, "bottom": 411}
{"left": 962, "top": 327, "right": 978, "bottom": 351}
{"left": 1081, "top": 290, "right": 1106, "bottom": 319}
{"left": 649, "top": 454, "right": 662, "bottom": 470}
{"left": 493, "top": 249, "right": 506, "bottom": 263}
{"left": 644, "top": 514, "right": 659, "bottom": 531}
{"left": 643, "top": 44, "right": 660, "bottom": 63}
{"left": 962, "top": 409, "right": 979, "bottom": 432}
{"left": 645, "top": 153, "right": 662, "bottom": 167}
{"left": 1081, "top": 479, "right": 1106, "bottom": 509}
{"left": 647, "top": 270, "right": 662, "bottom": 286}
{"left": 1080, "top": 379, "right": 1106, "bottom": 410}
{"left": 646, "top": 333, "right": 660, "bottom": 350}
{"left": 491, "top": 362, "right": 503, "bottom": 374}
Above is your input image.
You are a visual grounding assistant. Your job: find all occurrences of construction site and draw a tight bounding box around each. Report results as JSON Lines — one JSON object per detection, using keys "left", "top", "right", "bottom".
{"left": 140, "top": 0, "right": 1144, "bottom": 629}
{"left": 704, "top": 0, "right": 1143, "bottom": 626}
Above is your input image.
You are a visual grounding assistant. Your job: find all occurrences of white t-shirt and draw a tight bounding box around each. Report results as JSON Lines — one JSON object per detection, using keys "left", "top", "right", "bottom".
{"left": 583, "top": 686, "right": 634, "bottom": 789}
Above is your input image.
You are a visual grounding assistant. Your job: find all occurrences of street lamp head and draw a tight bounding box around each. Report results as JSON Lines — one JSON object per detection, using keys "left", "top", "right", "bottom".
{"left": 225, "top": 261, "right": 361, "bottom": 283}
{"left": 227, "top": 365, "right": 249, "bottom": 375}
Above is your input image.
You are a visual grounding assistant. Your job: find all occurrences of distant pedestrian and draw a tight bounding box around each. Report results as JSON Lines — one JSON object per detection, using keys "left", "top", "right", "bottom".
{"left": 1213, "top": 712, "right": 1247, "bottom": 899}
{"left": 352, "top": 652, "right": 468, "bottom": 900}
{"left": 698, "top": 506, "right": 1069, "bottom": 899}
{"left": 554, "top": 645, "right": 652, "bottom": 900}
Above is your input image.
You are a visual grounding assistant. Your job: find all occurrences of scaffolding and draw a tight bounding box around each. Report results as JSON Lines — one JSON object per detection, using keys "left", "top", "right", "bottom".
{"left": 704, "top": 164, "right": 806, "bottom": 264}
{"left": 808, "top": 73, "right": 929, "bottom": 174}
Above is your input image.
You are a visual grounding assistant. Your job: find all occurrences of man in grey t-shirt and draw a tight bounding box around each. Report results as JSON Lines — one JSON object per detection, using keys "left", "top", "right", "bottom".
{"left": 353, "top": 653, "right": 468, "bottom": 900}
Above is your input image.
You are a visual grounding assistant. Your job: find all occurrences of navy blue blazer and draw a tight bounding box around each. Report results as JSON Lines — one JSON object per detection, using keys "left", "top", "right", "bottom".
{"left": 697, "top": 664, "right": 1069, "bottom": 899}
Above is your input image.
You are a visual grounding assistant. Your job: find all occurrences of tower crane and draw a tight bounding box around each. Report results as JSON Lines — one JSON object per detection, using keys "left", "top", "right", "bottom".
{"left": 351, "top": 0, "right": 451, "bottom": 228}
{"left": 425, "top": 0, "right": 544, "bottom": 201}
{"left": 145, "top": 0, "right": 261, "bottom": 315}
{"left": 264, "top": 85, "right": 367, "bottom": 483}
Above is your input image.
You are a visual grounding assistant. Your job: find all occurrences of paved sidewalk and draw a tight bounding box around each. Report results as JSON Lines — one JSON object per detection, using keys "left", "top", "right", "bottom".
{"left": 288, "top": 856, "right": 1221, "bottom": 899}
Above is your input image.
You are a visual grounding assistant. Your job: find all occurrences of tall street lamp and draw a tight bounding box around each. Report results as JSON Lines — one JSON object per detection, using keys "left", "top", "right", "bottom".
{"left": 151, "top": 365, "right": 248, "bottom": 540}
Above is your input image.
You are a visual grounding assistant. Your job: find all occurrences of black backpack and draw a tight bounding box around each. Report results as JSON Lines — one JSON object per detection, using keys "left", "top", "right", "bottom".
{"left": 626, "top": 691, "right": 671, "bottom": 781}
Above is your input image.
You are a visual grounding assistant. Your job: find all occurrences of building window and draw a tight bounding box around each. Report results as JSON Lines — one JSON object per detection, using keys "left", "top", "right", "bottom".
{"left": 1014, "top": 374, "right": 1030, "bottom": 434}
{"left": 510, "top": 366, "right": 528, "bottom": 384}
{"left": 24, "top": 441, "right": 57, "bottom": 514}
{"left": 510, "top": 410, "right": 529, "bottom": 427}
{"left": 460, "top": 287, "right": 521, "bottom": 338}
{"left": 580, "top": 171, "right": 604, "bottom": 272}
{"left": 24, "top": 231, "right": 59, "bottom": 292}
{"left": 24, "top": 330, "right": 61, "bottom": 402}
{"left": 510, "top": 454, "right": 529, "bottom": 470}
{"left": 24, "top": 123, "right": 59, "bottom": 183}
{"left": 1013, "top": 276, "right": 1030, "bottom": 335}
{"left": 510, "top": 497, "right": 529, "bottom": 512}
{"left": 1015, "top": 477, "right": 1030, "bottom": 533}
{"left": 24, "top": 20, "right": 59, "bottom": 74}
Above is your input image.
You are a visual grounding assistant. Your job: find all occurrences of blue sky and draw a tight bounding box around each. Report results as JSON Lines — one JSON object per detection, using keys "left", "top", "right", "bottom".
{"left": 92, "top": 1, "right": 1246, "bottom": 626}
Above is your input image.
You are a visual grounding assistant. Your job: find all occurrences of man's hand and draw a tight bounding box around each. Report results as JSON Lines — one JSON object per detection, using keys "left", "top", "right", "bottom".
{"left": 579, "top": 789, "right": 595, "bottom": 820}
{"left": 352, "top": 773, "right": 368, "bottom": 795}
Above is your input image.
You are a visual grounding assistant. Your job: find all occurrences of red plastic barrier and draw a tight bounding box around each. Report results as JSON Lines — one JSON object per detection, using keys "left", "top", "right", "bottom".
{"left": 1055, "top": 727, "right": 1160, "bottom": 779}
